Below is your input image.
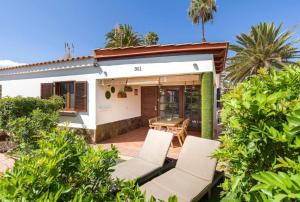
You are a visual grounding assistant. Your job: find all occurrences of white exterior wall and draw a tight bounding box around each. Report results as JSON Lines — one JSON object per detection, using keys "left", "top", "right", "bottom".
{"left": 96, "top": 85, "right": 141, "bottom": 125}
{"left": 0, "top": 53, "right": 216, "bottom": 130}
{"left": 94, "top": 53, "right": 214, "bottom": 126}
{"left": 96, "top": 54, "right": 214, "bottom": 79}
{"left": 0, "top": 58, "right": 99, "bottom": 130}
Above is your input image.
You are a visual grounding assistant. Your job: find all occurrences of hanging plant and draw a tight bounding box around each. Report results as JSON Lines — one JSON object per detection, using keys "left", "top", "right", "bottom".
{"left": 105, "top": 91, "right": 111, "bottom": 99}
{"left": 124, "top": 86, "right": 133, "bottom": 92}
{"left": 117, "top": 90, "right": 127, "bottom": 98}
{"left": 111, "top": 86, "right": 115, "bottom": 93}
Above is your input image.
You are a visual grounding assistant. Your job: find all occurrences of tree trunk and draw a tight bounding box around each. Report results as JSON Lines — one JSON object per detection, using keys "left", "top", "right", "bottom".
{"left": 201, "top": 17, "right": 206, "bottom": 42}
{"left": 201, "top": 72, "right": 214, "bottom": 139}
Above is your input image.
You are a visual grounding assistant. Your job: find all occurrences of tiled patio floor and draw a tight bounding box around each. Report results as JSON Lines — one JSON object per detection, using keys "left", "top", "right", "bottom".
{"left": 95, "top": 127, "right": 200, "bottom": 159}
{"left": 0, "top": 128, "right": 200, "bottom": 173}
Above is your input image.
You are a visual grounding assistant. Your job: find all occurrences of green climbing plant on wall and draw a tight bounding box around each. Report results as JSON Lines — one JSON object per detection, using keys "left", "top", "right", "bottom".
{"left": 201, "top": 72, "right": 214, "bottom": 139}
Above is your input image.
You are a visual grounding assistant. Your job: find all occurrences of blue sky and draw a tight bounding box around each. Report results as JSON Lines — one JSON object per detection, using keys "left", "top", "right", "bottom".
{"left": 0, "top": 0, "right": 299, "bottom": 66}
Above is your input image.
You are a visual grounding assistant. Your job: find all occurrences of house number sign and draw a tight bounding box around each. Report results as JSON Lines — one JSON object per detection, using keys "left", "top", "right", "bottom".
{"left": 134, "top": 66, "right": 142, "bottom": 71}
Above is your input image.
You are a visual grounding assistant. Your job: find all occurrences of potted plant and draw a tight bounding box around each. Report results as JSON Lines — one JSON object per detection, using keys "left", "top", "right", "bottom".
{"left": 124, "top": 86, "right": 133, "bottom": 92}
{"left": 111, "top": 86, "right": 115, "bottom": 93}
{"left": 117, "top": 90, "right": 127, "bottom": 98}
{"left": 105, "top": 91, "right": 111, "bottom": 99}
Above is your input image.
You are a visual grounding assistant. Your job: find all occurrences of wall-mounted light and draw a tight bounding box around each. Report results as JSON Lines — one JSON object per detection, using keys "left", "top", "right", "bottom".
{"left": 93, "top": 62, "right": 99, "bottom": 67}
{"left": 193, "top": 63, "right": 199, "bottom": 71}
{"left": 94, "top": 62, "right": 103, "bottom": 74}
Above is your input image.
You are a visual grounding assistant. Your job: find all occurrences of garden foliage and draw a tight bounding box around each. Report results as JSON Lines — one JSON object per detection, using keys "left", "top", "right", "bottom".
{"left": 0, "top": 128, "right": 122, "bottom": 201}
{"left": 0, "top": 96, "right": 178, "bottom": 201}
{"left": 214, "top": 66, "right": 300, "bottom": 201}
{"left": 0, "top": 128, "right": 177, "bottom": 202}
{"left": 0, "top": 96, "right": 64, "bottom": 152}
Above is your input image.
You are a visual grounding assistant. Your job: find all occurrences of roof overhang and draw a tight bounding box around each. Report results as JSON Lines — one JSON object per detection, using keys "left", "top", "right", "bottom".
{"left": 94, "top": 42, "right": 228, "bottom": 74}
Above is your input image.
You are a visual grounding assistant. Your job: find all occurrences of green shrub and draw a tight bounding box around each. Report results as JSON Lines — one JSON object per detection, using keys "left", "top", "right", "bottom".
{"left": 249, "top": 108, "right": 300, "bottom": 201}
{"left": 213, "top": 66, "right": 300, "bottom": 201}
{"left": 0, "top": 128, "right": 118, "bottom": 201}
{"left": 0, "top": 96, "right": 64, "bottom": 130}
{"left": 0, "top": 96, "right": 64, "bottom": 152}
{"left": 0, "top": 128, "right": 177, "bottom": 201}
{"left": 9, "top": 109, "right": 59, "bottom": 151}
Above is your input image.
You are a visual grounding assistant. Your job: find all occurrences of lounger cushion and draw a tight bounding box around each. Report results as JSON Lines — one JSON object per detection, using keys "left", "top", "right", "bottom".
{"left": 112, "top": 158, "right": 160, "bottom": 180}
{"left": 112, "top": 129, "right": 173, "bottom": 181}
{"left": 141, "top": 168, "right": 210, "bottom": 202}
{"left": 138, "top": 129, "right": 174, "bottom": 166}
{"left": 176, "top": 136, "right": 220, "bottom": 182}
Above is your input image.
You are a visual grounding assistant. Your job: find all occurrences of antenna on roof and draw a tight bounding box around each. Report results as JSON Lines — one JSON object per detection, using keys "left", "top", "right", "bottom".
{"left": 64, "top": 42, "right": 74, "bottom": 59}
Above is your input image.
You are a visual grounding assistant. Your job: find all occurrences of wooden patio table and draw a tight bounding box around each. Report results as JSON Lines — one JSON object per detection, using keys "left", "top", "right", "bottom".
{"left": 152, "top": 118, "right": 183, "bottom": 128}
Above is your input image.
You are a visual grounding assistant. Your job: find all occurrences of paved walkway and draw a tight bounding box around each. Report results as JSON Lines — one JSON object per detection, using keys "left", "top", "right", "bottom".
{"left": 0, "top": 153, "right": 15, "bottom": 173}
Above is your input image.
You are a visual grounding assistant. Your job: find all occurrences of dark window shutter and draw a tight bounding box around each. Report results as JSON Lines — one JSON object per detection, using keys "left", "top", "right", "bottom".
{"left": 75, "top": 81, "right": 87, "bottom": 112}
{"left": 0, "top": 85, "right": 2, "bottom": 98}
{"left": 41, "top": 83, "right": 53, "bottom": 99}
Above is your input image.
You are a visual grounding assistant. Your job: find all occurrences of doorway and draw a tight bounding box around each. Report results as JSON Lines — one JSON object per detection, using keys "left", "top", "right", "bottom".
{"left": 141, "top": 85, "right": 201, "bottom": 131}
{"left": 141, "top": 86, "right": 159, "bottom": 126}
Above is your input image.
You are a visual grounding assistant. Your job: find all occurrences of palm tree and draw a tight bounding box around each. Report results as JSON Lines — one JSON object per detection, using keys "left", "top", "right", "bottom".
{"left": 144, "top": 32, "right": 159, "bottom": 45}
{"left": 226, "top": 22, "right": 299, "bottom": 83}
{"left": 105, "top": 24, "right": 143, "bottom": 48}
{"left": 188, "top": 0, "right": 217, "bottom": 42}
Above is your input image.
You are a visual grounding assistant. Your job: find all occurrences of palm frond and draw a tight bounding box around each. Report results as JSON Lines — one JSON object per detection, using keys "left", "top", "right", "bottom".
{"left": 226, "top": 22, "right": 300, "bottom": 84}
{"left": 105, "top": 24, "right": 143, "bottom": 48}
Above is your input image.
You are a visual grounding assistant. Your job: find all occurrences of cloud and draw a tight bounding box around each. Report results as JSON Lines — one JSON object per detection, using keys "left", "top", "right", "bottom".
{"left": 0, "top": 60, "right": 26, "bottom": 68}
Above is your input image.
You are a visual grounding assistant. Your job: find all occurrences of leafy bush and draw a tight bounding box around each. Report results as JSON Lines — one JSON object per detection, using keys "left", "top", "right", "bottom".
{"left": 251, "top": 171, "right": 300, "bottom": 201}
{"left": 0, "top": 128, "right": 118, "bottom": 201}
{"left": 0, "top": 96, "right": 63, "bottom": 130}
{"left": 249, "top": 108, "right": 300, "bottom": 201}
{"left": 0, "top": 96, "right": 64, "bottom": 152}
{"left": 9, "top": 109, "right": 59, "bottom": 150}
{"left": 213, "top": 66, "right": 300, "bottom": 201}
{"left": 0, "top": 128, "right": 177, "bottom": 201}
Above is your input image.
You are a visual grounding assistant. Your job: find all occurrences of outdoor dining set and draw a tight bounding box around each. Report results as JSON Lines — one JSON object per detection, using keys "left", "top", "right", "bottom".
{"left": 148, "top": 117, "right": 190, "bottom": 147}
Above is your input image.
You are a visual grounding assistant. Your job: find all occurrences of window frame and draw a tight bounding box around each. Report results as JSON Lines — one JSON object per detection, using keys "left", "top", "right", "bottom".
{"left": 55, "top": 81, "right": 76, "bottom": 111}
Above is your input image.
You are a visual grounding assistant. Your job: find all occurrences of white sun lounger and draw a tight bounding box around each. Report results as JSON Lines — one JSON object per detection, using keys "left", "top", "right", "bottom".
{"left": 141, "top": 136, "right": 220, "bottom": 202}
{"left": 112, "top": 129, "right": 173, "bottom": 182}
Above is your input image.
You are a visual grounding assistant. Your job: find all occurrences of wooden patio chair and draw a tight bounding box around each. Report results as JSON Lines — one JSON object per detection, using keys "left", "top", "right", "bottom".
{"left": 148, "top": 117, "right": 161, "bottom": 130}
{"left": 167, "top": 118, "right": 190, "bottom": 146}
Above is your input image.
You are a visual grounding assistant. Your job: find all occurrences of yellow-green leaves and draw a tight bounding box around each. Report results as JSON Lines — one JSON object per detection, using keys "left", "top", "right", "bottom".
{"left": 215, "top": 66, "right": 300, "bottom": 201}
{"left": 251, "top": 172, "right": 300, "bottom": 201}
{"left": 0, "top": 129, "right": 152, "bottom": 201}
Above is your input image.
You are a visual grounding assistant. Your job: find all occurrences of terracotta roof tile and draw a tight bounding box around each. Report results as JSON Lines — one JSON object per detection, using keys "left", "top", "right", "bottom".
{"left": 0, "top": 55, "right": 93, "bottom": 71}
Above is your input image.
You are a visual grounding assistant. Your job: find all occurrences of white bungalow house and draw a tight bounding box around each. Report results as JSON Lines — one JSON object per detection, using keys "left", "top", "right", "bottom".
{"left": 0, "top": 43, "right": 228, "bottom": 143}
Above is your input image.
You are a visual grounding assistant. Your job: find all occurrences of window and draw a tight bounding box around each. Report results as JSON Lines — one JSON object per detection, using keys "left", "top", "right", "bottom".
{"left": 55, "top": 81, "right": 75, "bottom": 110}
{"left": 41, "top": 81, "right": 87, "bottom": 112}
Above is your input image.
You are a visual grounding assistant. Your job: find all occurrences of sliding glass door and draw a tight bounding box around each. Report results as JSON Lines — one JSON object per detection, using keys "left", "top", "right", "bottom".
{"left": 159, "top": 87, "right": 180, "bottom": 119}
{"left": 157, "top": 85, "right": 201, "bottom": 131}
